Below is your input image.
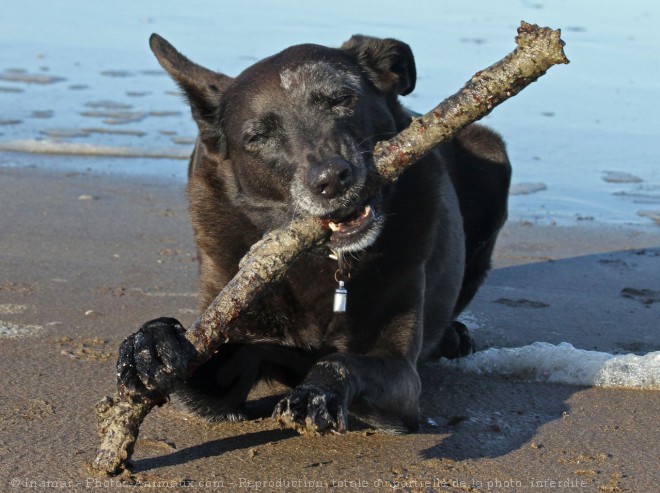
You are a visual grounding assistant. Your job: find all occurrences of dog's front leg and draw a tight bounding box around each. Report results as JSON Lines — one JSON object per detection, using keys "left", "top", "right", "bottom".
{"left": 272, "top": 352, "right": 421, "bottom": 435}
{"left": 274, "top": 266, "right": 430, "bottom": 435}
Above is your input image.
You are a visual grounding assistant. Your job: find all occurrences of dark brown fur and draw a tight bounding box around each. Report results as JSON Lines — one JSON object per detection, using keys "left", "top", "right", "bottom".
{"left": 117, "top": 34, "right": 511, "bottom": 433}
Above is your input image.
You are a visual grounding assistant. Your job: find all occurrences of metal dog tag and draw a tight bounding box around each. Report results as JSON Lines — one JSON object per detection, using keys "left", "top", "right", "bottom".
{"left": 333, "top": 281, "right": 347, "bottom": 313}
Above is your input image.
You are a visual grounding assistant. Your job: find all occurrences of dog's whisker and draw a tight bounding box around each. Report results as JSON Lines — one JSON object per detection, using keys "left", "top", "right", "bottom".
{"left": 354, "top": 130, "right": 398, "bottom": 149}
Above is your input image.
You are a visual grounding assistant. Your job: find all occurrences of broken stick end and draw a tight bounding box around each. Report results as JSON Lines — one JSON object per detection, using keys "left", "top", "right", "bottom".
{"left": 90, "top": 392, "right": 164, "bottom": 476}
{"left": 517, "top": 21, "right": 570, "bottom": 66}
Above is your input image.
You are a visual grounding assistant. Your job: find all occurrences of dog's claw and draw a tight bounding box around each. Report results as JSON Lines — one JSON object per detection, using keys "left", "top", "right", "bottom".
{"left": 273, "top": 386, "right": 347, "bottom": 436}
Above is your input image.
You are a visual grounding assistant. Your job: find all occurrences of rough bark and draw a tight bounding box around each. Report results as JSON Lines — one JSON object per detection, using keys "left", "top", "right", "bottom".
{"left": 93, "top": 216, "right": 329, "bottom": 475}
{"left": 92, "top": 22, "right": 568, "bottom": 475}
{"left": 373, "top": 21, "right": 568, "bottom": 182}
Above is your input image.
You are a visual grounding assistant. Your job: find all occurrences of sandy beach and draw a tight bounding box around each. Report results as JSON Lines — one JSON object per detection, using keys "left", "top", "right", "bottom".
{"left": 0, "top": 165, "right": 658, "bottom": 492}
{"left": 2, "top": 0, "right": 660, "bottom": 490}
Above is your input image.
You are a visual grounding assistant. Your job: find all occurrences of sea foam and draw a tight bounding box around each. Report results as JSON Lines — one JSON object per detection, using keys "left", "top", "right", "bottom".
{"left": 437, "top": 342, "right": 660, "bottom": 390}
{"left": 0, "top": 139, "right": 189, "bottom": 159}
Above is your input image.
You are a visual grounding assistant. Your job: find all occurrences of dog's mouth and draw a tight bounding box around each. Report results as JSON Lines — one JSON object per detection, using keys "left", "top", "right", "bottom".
{"left": 328, "top": 204, "right": 374, "bottom": 236}
{"left": 325, "top": 202, "right": 381, "bottom": 251}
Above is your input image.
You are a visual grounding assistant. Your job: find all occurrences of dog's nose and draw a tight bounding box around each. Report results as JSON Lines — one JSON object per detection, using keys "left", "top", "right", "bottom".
{"left": 308, "top": 157, "right": 353, "bottom": 199}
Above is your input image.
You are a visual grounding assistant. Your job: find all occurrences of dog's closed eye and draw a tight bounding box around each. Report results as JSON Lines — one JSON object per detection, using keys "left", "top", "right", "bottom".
{"left": 245, "top": 132, "right": 268, "bottom": 145}
{"left": 329, "top": 93, "right": 356, "bottom": 107}
{"left": 243, "top": 115, "right": 281, "bottom": 151}
{"left": 311, "top": 90, "right": 358, "bottom": 114}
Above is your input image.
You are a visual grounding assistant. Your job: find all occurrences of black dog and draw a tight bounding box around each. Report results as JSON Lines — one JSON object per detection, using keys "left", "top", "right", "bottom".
{"left": 117, "top": 34, "right": 511, "bottom": 434}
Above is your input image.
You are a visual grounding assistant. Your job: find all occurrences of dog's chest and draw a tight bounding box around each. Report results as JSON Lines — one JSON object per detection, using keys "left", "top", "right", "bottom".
{"left": 242, "top": 255, "right": 343, "bottom": 346}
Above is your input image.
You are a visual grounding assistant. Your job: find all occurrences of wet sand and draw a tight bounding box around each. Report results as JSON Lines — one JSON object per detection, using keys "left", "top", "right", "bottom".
{"left": 0, "top": 166, "right": 658, "bottom": 492}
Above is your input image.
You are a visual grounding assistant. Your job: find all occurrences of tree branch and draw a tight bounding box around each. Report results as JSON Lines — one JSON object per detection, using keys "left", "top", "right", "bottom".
{"left": 374, "top": 21, "right": 568, "bottom": 181}
{"left": 91, "top": 22, "right": 568, "bottom": 475}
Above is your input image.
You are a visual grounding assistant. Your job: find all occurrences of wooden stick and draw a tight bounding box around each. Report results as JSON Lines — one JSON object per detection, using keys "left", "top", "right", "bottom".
{"left": 374, "top": 21, "right": 568, "bottom": 181}
{"left": 92, "top": 22, "right": 568, "bottom": 475}
{"left": 93, "top": 216, "right": 329, "bottom": 475}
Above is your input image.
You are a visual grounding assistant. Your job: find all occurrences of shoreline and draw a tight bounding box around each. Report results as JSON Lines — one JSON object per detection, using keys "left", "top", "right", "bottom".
{"left": 2, "top": 150, "right": 659, "bottom": 230}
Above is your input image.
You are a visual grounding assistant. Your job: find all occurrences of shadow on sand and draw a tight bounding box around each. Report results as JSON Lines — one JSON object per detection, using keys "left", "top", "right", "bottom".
{"left": 133, "top": 247, "right": 658, "bottom": 468}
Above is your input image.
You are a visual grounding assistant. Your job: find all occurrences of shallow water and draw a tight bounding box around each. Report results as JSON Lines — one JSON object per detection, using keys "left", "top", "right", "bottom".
{"left": 1, "top": 0, "right": 659, "bottom": 226}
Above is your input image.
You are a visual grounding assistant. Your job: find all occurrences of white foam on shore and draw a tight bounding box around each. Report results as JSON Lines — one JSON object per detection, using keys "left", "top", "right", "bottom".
{"left": 0, "top": 139, "right": 189, "bottom": 159}
{"left": 0, "top": 304, "right": 29, "bottom": 315}
{"left": 438, "top": 342, "right": 660, "bottom": 390}
{"left": 0, "top": 320, "right": 43, "bottom": 338}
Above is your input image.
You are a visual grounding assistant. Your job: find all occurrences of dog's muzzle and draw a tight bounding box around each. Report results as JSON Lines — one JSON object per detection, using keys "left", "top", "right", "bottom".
{"left": 294, "top": 156, "right": 384, "bottom": 252}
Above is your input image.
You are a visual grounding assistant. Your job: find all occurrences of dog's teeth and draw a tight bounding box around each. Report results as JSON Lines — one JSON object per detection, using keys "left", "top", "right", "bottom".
{"left": 328, "top": 222, "right": 340, "bottom": 232}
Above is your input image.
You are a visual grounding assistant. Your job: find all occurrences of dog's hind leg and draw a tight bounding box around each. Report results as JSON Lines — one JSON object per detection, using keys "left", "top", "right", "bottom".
{"left": 450, "top": 124, "right": 512, "bottom": 316}
{"left": 426, "top": 321, "right": 474, "bottom": 360}
{"left": 175, "top": 344, "right": 259, "bottom": 422}
{"left": 176, "top": 343, "right": 316, "bottom": 422}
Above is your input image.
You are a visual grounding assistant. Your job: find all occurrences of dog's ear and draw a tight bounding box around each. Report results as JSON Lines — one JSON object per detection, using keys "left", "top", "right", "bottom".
{"left": 341, "top": 35, "right": 416, "bottom": 96}
{"left": 150, "top": 34, "right": 233, "bottom": 155}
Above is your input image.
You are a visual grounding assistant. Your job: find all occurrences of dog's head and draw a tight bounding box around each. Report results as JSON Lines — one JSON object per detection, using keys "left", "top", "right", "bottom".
{"left": 151, "top": 34, "right": 416, "bottom": 253}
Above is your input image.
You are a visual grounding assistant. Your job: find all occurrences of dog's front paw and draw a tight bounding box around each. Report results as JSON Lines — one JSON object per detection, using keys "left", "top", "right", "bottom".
{"left": 273, "top": 386, "right": 348, "bottom": 436}
{"left": 117, "top": 317, "right": 194, "bottom": 399}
